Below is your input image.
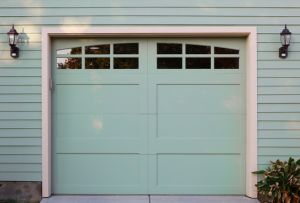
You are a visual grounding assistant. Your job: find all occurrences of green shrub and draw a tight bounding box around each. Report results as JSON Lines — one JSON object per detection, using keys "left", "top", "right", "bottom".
{"left": 254, "top": 157, "right": 300, "bottom": 203}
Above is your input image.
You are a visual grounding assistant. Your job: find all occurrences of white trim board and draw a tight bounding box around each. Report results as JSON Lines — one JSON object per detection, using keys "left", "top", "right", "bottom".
{"left": 42, "top": 26, "right": 257, "bottom": 198}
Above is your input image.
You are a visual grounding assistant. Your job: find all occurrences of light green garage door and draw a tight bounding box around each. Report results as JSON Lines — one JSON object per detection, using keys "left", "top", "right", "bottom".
{"left": 52, "top": 38, "right": 246, "bottom": 195}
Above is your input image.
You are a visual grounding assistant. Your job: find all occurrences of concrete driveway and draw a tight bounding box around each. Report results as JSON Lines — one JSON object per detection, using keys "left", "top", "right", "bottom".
{"left": 41, "top": 195, "right": 259, "bottom": 203}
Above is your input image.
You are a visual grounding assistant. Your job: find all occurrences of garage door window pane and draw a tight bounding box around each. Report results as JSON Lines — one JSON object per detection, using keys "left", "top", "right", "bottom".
{"left": 157, "top": 58, "right": 182, "bottom": 69}
{"left": 186, "top": 44, "right": 211, "bottom": 54}
{"left": 86, "top": 58, "right": 110, "bottom": 69}
{"left": 85, "top": 44, "right": 110, "bottom": 54}
{"left": 114, "top": 43, "right": 139, "bottom": 54}
{"left": 57, "top": 58, "right": 82, "bottom": 69}
{"left": 214, "top": 57, "right": 239, "bottom": 69}
{"left": 186, "top": 58, "right": 211, "bottom": 69}
{"left": 157, "top": 43, "right": 182, "bottom": 54}
{"left": 57, "top": 47, "right": 82, "bottom": 55}
{"left": 214, "top": 47, "right": 239, "bottom": 54}
{"left": 114, "top": 58, "right": 138, "bottom": 69}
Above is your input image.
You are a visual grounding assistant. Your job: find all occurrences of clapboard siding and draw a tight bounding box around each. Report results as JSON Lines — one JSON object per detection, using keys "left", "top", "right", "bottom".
{"left": 0, "top": 112, "right": 41, "bottom": 120}
{"left": 259, "top": 113, "right": 300, "bottom": 120}
{"left": 259, "top": 130, "right": 300, "bottom": 139}
{"left": 0, "top": 146, "right": 41, "bottom": 155}
{"left": 2, "top": 8, "right": 300, "bottom": 17}
{"left": 0, "top": 173, "right": 41, "bottom": 181}
{"left": 0, "top": 60, "right": 41, "bottom": 68}
{"left": 0, "top": 155, "right": 41, "bottom": 163}
{"left": 0, "top": 103, "right": 41, "bottom": 112}
{"left": 259, "top": 104, "right": 300, "bottom": 113}
{"left": 0, "top": 164, "right": 41, "bottom": 172}
{"left": 1, "top": 0, "right": 300, "bottom": 8}
{"left": 258, "top": 156, "right": 300, "bottom": 165}
{"left": 0, "top": 0, "right": 299, "bottom": 182}
{"left": 0, "top": 129, "right": 41, "bottom": 138}
{"left": 1, "top": 17, "right": 300, "bottom": 25}
{"left": 0, "top": 138, "right": 41, "bottom": 146}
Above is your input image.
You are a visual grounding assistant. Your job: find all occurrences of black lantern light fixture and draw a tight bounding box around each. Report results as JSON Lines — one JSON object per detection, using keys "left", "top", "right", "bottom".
{"left": 279, "top": 24, "right": 292, "bottom": 59}
{"left": 7, "top": 25, "right": 19, "bottom": 58}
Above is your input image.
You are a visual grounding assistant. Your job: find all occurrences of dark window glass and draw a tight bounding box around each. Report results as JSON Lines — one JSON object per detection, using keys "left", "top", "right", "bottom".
{"left": 186, "top": 44, "right": 211, "bottom": 54}
{"left": 157, "top": 58, "right": 182, "bottom": 69}
{"left": 57, "top": 58, "right": 81, "bottom": 69}
{"left": 85, "top": 58, "right": 110, "bottom": 69}
{"left": 157, "top": 43, "right": 182, "bottom": 54}
{"left": 57, "top": 47, "right": 82, "bottom": 55}
{"left": 114, "top": 43, "right": 139, "bottom": 54}
{"left": 186, "top": 58, "right": 211, "bottom": 69}
{"left": 214, "top": 57, "right": 239, "bottom": 69}
{"left": 114, "top": 58, "right": 138, "bottom": 69}
{"left": 85, "top": 44, "right": 110, "bottom": 54}
{"left": 214, "top": 47, "right": 239, "bottom": 54}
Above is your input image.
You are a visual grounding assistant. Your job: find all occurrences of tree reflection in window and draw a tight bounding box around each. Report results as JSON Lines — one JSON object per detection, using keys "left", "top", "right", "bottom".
{"left": 86, "top": 58, "right": 110, "bottom": 69}
{"left": 57, "top": 47, "right": 82, "bottom": 55}
{"left": 85, "top": 44, "right": 110, "bottom": 54}
{"left": 57, "top": 58, "right": 81, "bottom": 69}
{"left": 114, "top": 58, "right": 138, "bottom": 69}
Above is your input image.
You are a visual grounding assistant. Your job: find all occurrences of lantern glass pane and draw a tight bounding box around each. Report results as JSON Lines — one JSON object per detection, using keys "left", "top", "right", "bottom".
{"left": 286, "top": 34, "right": 291, "bottom": 44}
{"left": 281, "top": 35, "right": 287, "bottom": 46}
{"left": 8, "top": 34, "right": 15, "bottom": 45}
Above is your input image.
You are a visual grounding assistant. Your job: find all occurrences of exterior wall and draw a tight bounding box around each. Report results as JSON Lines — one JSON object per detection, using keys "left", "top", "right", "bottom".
{"left": 0, "top": 0, "right": 300, "bottom": 182}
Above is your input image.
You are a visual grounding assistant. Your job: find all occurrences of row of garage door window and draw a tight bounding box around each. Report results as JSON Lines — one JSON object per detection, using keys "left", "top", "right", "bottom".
{"left": 56, "top": 43, "right": 239, "bottom": 69}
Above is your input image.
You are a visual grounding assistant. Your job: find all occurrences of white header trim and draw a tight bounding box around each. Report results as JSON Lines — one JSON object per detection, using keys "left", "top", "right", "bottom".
{"left": 42, "top": 26, "right": 257, "bottom": 198}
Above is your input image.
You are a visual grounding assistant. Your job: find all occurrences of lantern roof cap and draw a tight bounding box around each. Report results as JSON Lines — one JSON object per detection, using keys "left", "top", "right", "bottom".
{"left": 7, "top": 25, "right": 19, "bottom": 36}
{"left": 281, "top": 24, "right": 291, "bottom": 36}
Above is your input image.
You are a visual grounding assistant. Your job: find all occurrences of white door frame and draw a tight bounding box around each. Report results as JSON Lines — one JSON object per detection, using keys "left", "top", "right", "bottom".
{"left": 41, "top": 26, "right": 257, "bottom": 198}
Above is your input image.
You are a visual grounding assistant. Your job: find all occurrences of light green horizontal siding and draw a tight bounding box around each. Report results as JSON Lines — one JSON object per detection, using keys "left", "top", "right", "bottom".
{"left": 259, "top": 130, "right": 300, "bottom": 139}
{"left": 0, "top": 146, "right": 41, "bottom": 154}
{"left": 1, "top": 17, "right": 300, "bottom": 25}
{"left": 0, "top": 60, "right": 41, "bottom": 68}
{"left": 0, "top": 0, "right": 300, "bottom": 8}
{"left": 259, "top": 147, "right": 300, "bottom": 156}
{"left": 0, "top": 0, "right": 299, "bottom": 182}
{"left": 0, "top": 138, "right": 41, "bottom": 146}
{"left": 0, "top": 129, "right": 41, "bottom": 138}
{"left": 2, "top": 8, "right": 300, "bottom": 17}
{"left": 0, "top": 103, "right": 41, "bottom": 112}
{"left": 0, "top": 164, "right": 41, "bottom": 172}
{"left": 258, "top": 156, "right": 300, "bottom": 165}
{"left": 0, "top": 155, "right": 41, "bottom": 163}
{"left": 0, "top": 173, "right": 41, "bottom": 181}
{"left": 258, "top": 113, "right": 300, "bottom": 120}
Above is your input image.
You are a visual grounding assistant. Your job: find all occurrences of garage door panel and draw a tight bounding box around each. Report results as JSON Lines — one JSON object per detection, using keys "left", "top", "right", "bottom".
{"left": 157, "top": 84, "right": 242, "bottom": 114}
{"left": 54, "top": 114, "right": 144, "bottom": 139}
{"left": 148, "top": 73, "right": 242, "bottom": 83}
{"left": 149, "top": 139, "right": 242, "bottom": 154}
{"left": 55, "top": 73, "right": 147, "bottom": 85}
{"left": 56, "top": 138, "right": 147, "bottom": 154}
{"left": 53, "top": 154, "right": 147, "bottom": 194}
{"left": 149, "top": 154, "right": 244, "bottom": 194}
{"left": 54, "top": 84, "right": 142, "bottom": 114}
{"left": 157, "top": 114, "right": 243, "bottom": 139}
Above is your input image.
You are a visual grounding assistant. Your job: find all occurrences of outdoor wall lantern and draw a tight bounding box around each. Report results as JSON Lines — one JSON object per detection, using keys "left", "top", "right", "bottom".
{"left": 7, "top": 25, "right": 19, "bottom": 58}
{"left": 279, "top": 24, "right": 292, "bottom": 59}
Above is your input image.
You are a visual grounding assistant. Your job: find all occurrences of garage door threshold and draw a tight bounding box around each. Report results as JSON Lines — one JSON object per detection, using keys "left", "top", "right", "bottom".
{"left": 41, "top": 195, "right": 259, "bottom": 203}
